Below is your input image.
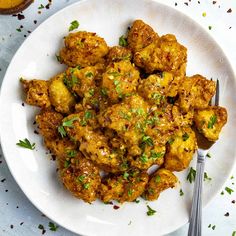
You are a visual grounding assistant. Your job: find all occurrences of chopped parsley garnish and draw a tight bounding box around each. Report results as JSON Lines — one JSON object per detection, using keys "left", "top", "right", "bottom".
{"left": 62, "top": 117, "right": 78, "bottom": 128}
{"left": 155, "top": 175, "right": 161, "bottom": 183}
{"left": 100, "top": 87, "right": 108, "bottom": 97}
{"left": 128, "top": 189, "right": 134, "bottom": 197}
{"left": 63, "top": 75, "right": 78, "bottom": 89}
{"left": 64, "top": 160, "right": 70, "bottom": 168}
{"left": 69, "top": 20, "right": 79, "bottom": 31}
{"left": 182, "top": 133, "right": 189, "bottom": 141}
{"left": 84, "top": 183, "right": 90, "bottom": 189}
{"left": 204, "top": 172, "right": 212, "bottom": 181}
{"left": 107, "top": 71, "right": 120, "bottom": 77}
{"left": 168, "top": 138, "right": 175, "bottom": 145}
{"left": 140, "top": 153, "right": 148, "bottom": 163}
{"left": 232, "top": 231, "right": 236, "bottom": 236}
{"left": 206, "top": 152, "right": 211, "bottom": 158}
{"left": 85, "top": 72, "right": 94, "bottom": 78}
{"left": 119, "top": 35, "right": 128, "bottom": 47}
{"left": 180, "top": 189, "right": 184, "bottom": 196}
{"left": 150, "top": 151, "right": 163, "bottom": 160}
{"left": 58, "top": 126, "right": 67, "bottom": 138}
{"left": 187, "top": 167, "right": 196, "bottom": 183}
{"left": 142, "top": 135, "right": 154, "bottom": 146}
{"left": 208, "top": 25, "right": 212, "bottom": 30}
{"left": 38, "top": 4, "right": 44, "bottom": 9}
{"left": 49, "top": 222, "right": 59, "bottom": 231}
{"left": 16, "top": 138, "right": 35, "bottom": 150}
{"left": 212, "top": 225, "right": 216, "bottom": 230}
{"left": 119, "top": 111, "right": 131, "bottom": 120}
{"left": 123, "top": 172, "right": 129, "bottom": 180}
{"left": 208, "top": 115, "right": 217, "bottom": 129}
{"left": 77, "top": 175, "right": 85, "bottom": 182}
{"left": 38, "top": 224, "right": 44, "bottom": 230}
{"left": 114, "top": 80, "right": 122, "bottom": 94}
{"left": 89, "top": 88, "right": 95, "bottom": 96}
{"left": 146, "top": 205, "right": 156, "bottom": 216}
{"left": 225, "top": 187, "right": 234, "bottom": 195}
{"left": 66, "top": 150, "right": 77, "bottom": 158}
{"left": 134, "top": 199, "right": 140, "bottom": 203}
{"left": 84, "top": 111, "right": 93, "bottom": 120}
{"left": 55, "top": 54, "right": 62, "bottom": 63}
{"left": 151, "top": 93, "right": 165, "bottom": 104}
{"left": 58, "top": 117, "right": 78, "bottom": 137}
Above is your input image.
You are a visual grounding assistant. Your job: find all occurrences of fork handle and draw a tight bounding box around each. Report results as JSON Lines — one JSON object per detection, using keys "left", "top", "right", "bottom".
{"left": 188, "top": 153, "right": 206, "bottom": 236}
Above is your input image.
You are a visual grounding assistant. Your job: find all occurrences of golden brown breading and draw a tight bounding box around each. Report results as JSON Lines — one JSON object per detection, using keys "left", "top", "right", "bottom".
{"left": 127, "top": 19, "right": 159, "bottom": 53}
{"left": 48, "top": 73, "right": 76, "bottom": 114}
{"left": 44, "top": 138, "right": 78, "bottom": 166}
{"left": 164, "top": 127, "right": 197, "bottom": 172}
{"left": 59, "top": 152, "right": 101, "bottom": 203}
{"left": 106, "top": 46, "right": 132, "bottom": 62}
{"left": 20, "top": 79, "right": 51, "bottom": 108}
{"left": 36, "top": 109, "right": 63, "bottom": 140}
{"left": 134, "top": 34, "right": 187, "bottom": 75}
{"left": 144, "top": 168, "right": 178, "bottom": 201}
{"left": 59, "top": 31, "right": 109, "bottom": 67}
{"left": 64, "top": 63, "right": 106, "bottom": 98}
{"left": 178, "top": 74, "right": 216, "bottom": 112}
{"left": 79, "top": 129, "right": 128, "bottom": 173}
{"left": 102, "top": 60, "right": 140, "bottom": 103}
{"left": 193, "top": 106, "right": 227, "bottom": 141}
{"left": 99, "top": 170, "right": 148, "bottom": 203}
{"left": 138, "top": 72, "right": 174, "bottom": 105}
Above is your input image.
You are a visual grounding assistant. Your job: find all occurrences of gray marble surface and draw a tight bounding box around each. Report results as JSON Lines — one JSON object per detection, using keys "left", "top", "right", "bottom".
{"left": 0, "top": 0, "right": 236, "bottom": 235}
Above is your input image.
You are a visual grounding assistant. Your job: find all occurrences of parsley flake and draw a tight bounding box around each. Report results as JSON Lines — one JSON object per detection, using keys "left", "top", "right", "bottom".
{"left": 225, "top": 187, "right": 234, "bottom": 195}
{"left": 58, "top": 125, "right": 67, "bottom": 138}
{"left": 208, "top": 115, "right": 217, "bottom": 129}
{"left": 142, "top": 135, "right": 154, "bottom": 146}
{"left": 119, "top": 35, "right": 128, "bottom": 47}
{"left": 187, "top": 167, "right": 196, "bottom": 183}
{"left": 16, "top": 138, "right": 35, "bottom": 150}
{"left": 123, "top": 172, "right": 129, "bottom": 180}
{"left": 182, "top": 133, "right": 189, "bottom": 141}
{"left": 49, "top": 222, "right": 59, "bottom": 231}
{"left": 180, "top": 189, "right": 184, "bottom": 196}
{"left": 146, "top": 205, "right": 156, "bottom": 216}
{"left": 69, "top": 20, "right": 80, "bottom": 31}
{"left": 155, "top": 175, "right": 161, "bottom": 183}
{"left": 204, "top": 172, "right": 212, "bottom": 181}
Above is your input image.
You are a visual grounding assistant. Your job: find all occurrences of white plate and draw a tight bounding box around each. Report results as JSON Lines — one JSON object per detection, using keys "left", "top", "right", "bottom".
{"left": 0, "top": 0, "right": 236, "bottom": 235}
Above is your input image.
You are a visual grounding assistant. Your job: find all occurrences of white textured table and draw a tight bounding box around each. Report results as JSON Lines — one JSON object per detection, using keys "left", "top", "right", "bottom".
{"left": 0, "top": 0, "right": 236, "bottom": 235}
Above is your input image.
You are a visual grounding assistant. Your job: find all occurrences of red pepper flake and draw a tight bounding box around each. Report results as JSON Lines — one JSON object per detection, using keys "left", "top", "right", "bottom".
{"left": 5, "top": 189, "right": 8, "bottom": 192}
{"left": 34, "top": 20, "right": 37, "bottom": 24}
{"left": 41, "top": 214, "right": 46, "bottom": 217}
{"left": 224, "top": 212, "right": 229, "bottom": 217}
{"left": 184, "top": 2, "right": 188, "bottom": 6}
{"left": 175, "top": 2, "right": 177, "bottom": 6}
{"left": 51, "top": 155, "right": 56, "bottom": 161}
{"left": 113, "top": 205, "right": 120, "bottom": 210}
{"left": 20, "top": 222, "right": 24, "bottom": 226}
{"left": 20, "top": 25, "right": 23, "bottom": 29}
{"left": 1, "top": 178, "right": 6, "bottom": 183}
{"left": 34, "top": 130, "right": 39, "bottom": 135}
{"left": 0, "top": 160, "right": 2, "bottom": 164}
{"left": 38, "top": 11, "right": 41, "bottom": 14}
{"left": 212, "top": 1, "right": 216, "bottom": 4}
{"left": 10, "top": 225, "right": 14, "bottom": 229}
{"left": 27, "top": 30, "right": 31, "bottom": 34}
{"left": 21, "top": 102, "right": 25, "bottom": 106}
{"left": 16, "top": 206, "right": 19, "bottom": 208}
{"left": 198, "top": 1, "right": 200, "bottom": 4}
{"left": 45, "top": 4, "right": 50, "bottom": 9}
{"left": 229, "top": 26, "right": 232, "bottom": 29}
{"left": 227, "top": 8, "right": 232, "bottom": 13}
{"left": 232, "top": 200, "right": 235, "bottom": 204}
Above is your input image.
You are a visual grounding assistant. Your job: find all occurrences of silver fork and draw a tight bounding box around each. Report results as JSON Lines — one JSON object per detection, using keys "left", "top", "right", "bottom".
{"left": 188, "top": 79, "right": 219, "bottom": 236}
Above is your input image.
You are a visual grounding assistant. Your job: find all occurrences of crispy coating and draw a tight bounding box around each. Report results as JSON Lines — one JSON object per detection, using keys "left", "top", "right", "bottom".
{"left": 127, "top": 19, "right": 159, "bottom": 53}
{"left": 102, "top": 60, "right": 140, "bottom": 103}
{"left": 144, "top": 168, "right": 178, "bottom": 201}
{"left": 178, "top": 74, "right": 216, "bottom": 113}
{"left": 59, "top": 152, "right": 101, "bottom": 203}
{"left": 134, "top": 34, "right": 187, "bottom": 74}
{"left": 129, "top": 144, "right": 166, "bottom": 170}
{"left": 164, "top": 127, "right": 197, "bottom": 172}
{"left": 194, "top": 106, "right": 227, "bottom": 141}
{"left": 138, "top": 72, "right": 174, "bottom": 105}
{"left": 59, "top": 31, "right": 109, "bottom": 67}
{"left": 99, "top": 170, "right": 148, "bottom": 203}
{"left": 64, "top": 63, "right": 105, "bottom": 98}
{"left": 80, "top": 129, "right": 127, "bottom": 173}
{"left": 106, "top": 46, "right": 132, "bottom": 62}
{"left": 49, "top": 74, "right": 76, "bottom": 114}
{"left": 44, "top": 138, "right": 77, "bottom": 165}
{"left": 98, "top": 95, "right": 149, "bottom": 148}
{"left": 36, "top": 109, "right": 63, "bottom": 140}
{"left": 20, "top": 79, "right": 51, "bottom": 108}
